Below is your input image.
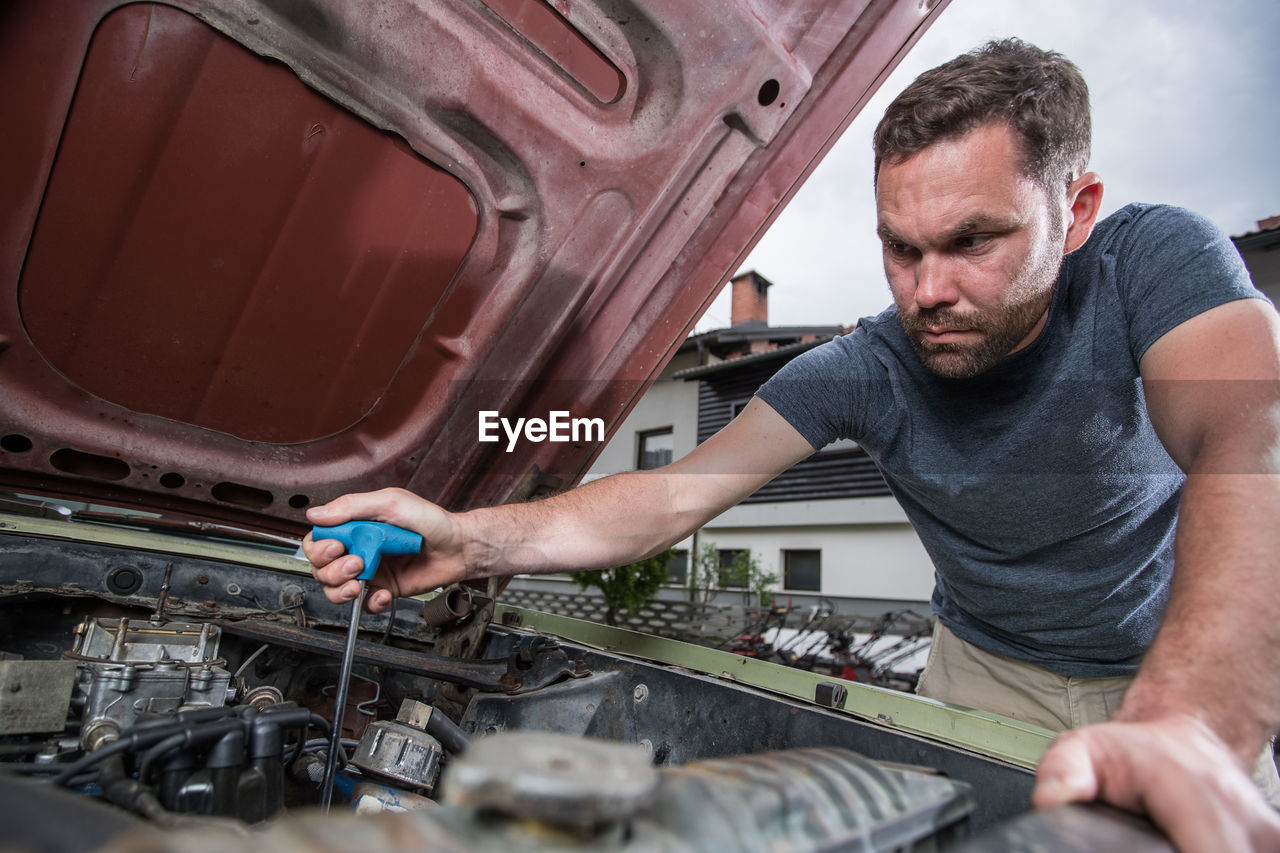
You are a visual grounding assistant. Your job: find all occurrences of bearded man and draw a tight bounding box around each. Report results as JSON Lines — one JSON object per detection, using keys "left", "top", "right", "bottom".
{"left": 307, "top": 40, "right": 1280, "bottom": 850}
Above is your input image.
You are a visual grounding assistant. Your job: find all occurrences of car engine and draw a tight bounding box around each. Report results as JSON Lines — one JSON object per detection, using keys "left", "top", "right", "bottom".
{"left": 0, "top": 527, "right": 1011, "bottom": 852}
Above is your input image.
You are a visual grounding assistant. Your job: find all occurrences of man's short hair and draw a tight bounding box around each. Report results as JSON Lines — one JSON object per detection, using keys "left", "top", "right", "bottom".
{"left": 873, "top": 38, "right": 1091, "bottom": 193}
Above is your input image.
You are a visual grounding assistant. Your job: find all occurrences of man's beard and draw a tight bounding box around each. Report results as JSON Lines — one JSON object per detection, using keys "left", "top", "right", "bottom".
{"left": 899, "top": 249, "right": 1063, "bottom": 379}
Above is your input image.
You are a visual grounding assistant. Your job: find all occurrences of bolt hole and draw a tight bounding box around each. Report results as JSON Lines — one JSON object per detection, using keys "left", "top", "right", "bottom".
{"left": 211, "top": 481, "right": 272, "bottom": 509}
{"left": 757, "top": 78, "right": 780, "bottom": 106}
{"left": 159, "top": 472, "right": 185, "bottom": 489}
{"left": 288, "top": 494, "right": 310, "bottom": 509}
{"left": 1, "top": 434, "right": 32, "bottom": 453}
{"left": 49, "top": 448, "right": 129, "bottom": 481}
{"left": 105, "top": 565, "right": 143, "bottom": 596}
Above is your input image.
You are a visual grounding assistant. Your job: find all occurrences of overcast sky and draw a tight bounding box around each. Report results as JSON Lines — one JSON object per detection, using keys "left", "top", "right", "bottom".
{"left": 695, "top": 0, "right": 1280, "bottom": 331}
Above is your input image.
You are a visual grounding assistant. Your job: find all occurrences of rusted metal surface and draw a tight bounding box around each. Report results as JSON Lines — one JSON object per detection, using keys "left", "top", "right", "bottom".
{"left": 216, "top": 619, "right": 585, "bottom": 694}
{"left": 0, "top": 0, "right": 948, "bottom": 530}
{"left": 19, "top": 5, "right": 478, "bottom": 446}
{"left": 419, "top": 584, "right": 478, "bottom": 629}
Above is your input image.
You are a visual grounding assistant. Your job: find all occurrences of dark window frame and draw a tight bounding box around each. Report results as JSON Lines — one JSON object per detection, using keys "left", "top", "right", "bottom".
{"left": 636, "top": 427, "right": 674, "bottom": 470}
{"left": 665, "top": 548, "right": 688, "bottom": 585}
{"left": 717, "top": 548, "right": 749, "bottom": 588}
{"left": 783, "top": 549, "right": 821, "bottom": 592}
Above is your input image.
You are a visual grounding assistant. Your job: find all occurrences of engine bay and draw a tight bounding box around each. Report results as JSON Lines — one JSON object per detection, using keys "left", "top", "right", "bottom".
{"left": 0, "top": 521, "right": 1045, "bottom": 851}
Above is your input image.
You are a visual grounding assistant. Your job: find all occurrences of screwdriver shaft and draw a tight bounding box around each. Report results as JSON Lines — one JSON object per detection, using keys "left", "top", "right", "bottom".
{"left": 320, "top": 580, "right": 366, "bottom": 810}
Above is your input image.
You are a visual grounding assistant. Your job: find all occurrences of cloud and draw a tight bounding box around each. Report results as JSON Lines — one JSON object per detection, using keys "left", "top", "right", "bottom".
{"left": 708, "top": 0, "right": 1280, "bottom": 331}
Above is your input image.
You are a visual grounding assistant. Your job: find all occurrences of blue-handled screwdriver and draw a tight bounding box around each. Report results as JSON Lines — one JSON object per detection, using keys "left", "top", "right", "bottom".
{"left": 309, "top": 521, "right": 422, "bottom": 810}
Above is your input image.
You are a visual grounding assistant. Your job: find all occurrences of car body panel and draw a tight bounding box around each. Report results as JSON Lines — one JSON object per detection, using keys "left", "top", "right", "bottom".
{"left": 1, "top": 0, "right": 946, "bottom": 533}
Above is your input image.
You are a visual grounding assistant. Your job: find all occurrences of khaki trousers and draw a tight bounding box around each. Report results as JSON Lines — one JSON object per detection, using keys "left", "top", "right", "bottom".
{"left": 916, "top": 620, "right": 1280, "bottom": 804}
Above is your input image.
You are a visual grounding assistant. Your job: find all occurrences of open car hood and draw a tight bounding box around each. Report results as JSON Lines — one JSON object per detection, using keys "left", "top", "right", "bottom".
{"left": 0, "top": 0, "right": 945, "bottom": 534}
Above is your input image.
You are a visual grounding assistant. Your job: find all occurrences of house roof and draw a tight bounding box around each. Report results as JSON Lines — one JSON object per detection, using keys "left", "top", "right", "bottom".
{"left": 672, "top": 336, "right": 834, "bottom": 380}
{"left": 679, "top": 322, "right": 843, "bottom": 351}
{"left": 1231, "top": 215, "right": 1280, "bottom": 252}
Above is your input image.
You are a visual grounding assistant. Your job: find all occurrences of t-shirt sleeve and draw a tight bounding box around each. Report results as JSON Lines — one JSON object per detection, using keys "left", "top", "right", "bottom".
{"left": 1112, "top": 204, "right": 1266, "bottom": 362}
{"left": 754, "top": 329, "right": 889, "bottom": 451}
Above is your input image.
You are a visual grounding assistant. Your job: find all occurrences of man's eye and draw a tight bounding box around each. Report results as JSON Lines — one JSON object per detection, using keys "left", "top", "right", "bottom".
{"left": 884, "top": 241, "right": 911, "bottom": 257}
{"left": 955, "top": 235, "right": 991, "bottom": 251}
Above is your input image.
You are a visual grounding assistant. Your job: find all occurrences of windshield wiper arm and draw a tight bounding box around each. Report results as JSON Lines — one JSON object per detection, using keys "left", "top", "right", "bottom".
{"left": 0, "top": 492, "right": 73, "bottom": 520}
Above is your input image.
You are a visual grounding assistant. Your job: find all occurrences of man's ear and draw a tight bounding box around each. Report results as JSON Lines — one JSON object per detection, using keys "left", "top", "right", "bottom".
{"left": 1062, "top": 172, "right": 1103, "bottom": 255}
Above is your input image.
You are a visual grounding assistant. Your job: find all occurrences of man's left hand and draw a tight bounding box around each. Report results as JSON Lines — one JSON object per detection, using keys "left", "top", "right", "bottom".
{"left": 1033, "top": 714, "right": 1280, "bottom": 852}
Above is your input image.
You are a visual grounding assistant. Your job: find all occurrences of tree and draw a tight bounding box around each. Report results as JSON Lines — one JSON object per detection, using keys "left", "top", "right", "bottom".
{"left": 688, "top": 542, "right": 722, "bottom": 603}
{"left": 689, "top": 542, "right": 778, "bottom": 607}
{"left": 570, "top": 550, "right": 673, "bottom": 626}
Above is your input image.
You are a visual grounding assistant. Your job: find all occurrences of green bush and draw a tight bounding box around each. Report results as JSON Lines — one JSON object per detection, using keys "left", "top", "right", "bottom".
{"left": 570, "top": 549, "right": 673, "bottom": 626}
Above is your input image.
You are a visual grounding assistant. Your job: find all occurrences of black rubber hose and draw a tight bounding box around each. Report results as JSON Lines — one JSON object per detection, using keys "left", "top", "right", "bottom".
{"left": 50, "top": 710, "right": 242, "bottom": 787}
{"left": 285, "top": 714, "right": 333, "bottom": 769}
{"left": 136, "top": 732, "right": 188, "bottom": 785}
{"left": 307, "top": 713, "right": 332, "bottom": 740}
{"left": 425, "top": 710, "right": 469, "bottom": 755}
{"left": 47, "top": 738, "right": 134, "bottom": 787}
{"left": 136, "top": 718, "right": 244, "bottom": 785}
{"left": 97, "top": 754, "right": 148, "bottom": 814}
{"left": 98, "top": 754, "right": 187, "bottom": 827}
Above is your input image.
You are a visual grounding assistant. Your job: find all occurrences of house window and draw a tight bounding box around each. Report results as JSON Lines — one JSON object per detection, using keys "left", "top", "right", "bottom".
{"left": 784, "top": 550, "right": 821, "bottom": 591}
{"left": 665, "top": 549, "right": 688, "bottom": 585}
{"left": 718, "top": 548, "right": 749, "bottom": 588}
{"left": 637, "top": 428, "right": 673, "bottom": 470}
{"left": 729, "top": 399, "right": 750, "bottom": 419}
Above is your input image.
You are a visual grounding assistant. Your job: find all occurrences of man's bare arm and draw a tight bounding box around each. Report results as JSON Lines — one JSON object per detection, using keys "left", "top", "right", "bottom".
{"left": 1034, "top": 297, "right": 1280, "bottom": 851}
{"left": 1124, "top": 297, "right": 1280, "bottom": 757}
{"left": 304, "top": 397, "right": 816, "bottom": 609}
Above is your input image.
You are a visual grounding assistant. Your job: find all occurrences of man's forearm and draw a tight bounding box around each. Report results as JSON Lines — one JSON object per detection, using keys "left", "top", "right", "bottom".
{"left": 1117, "top": 459, "right": 1280, "bottom": 761}
{"left": 305, "top": 397, "right": 814, "bottom": 604}
{"left": 1127, "top": 301, "right": 1280, "bottom": 763}
{"left": 452, "top": 468, "right": 705, "bottom": 578}
{"left": 449, "top": 397, "right": 816, "bottom": 582}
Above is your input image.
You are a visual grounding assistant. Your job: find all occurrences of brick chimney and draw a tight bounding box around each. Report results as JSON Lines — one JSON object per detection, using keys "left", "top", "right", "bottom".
{"left": 730, "top": 271, "right": 772, "bottom": 327}
{"left": 1257, "top": 215, "right": 1280, "bottom": 232}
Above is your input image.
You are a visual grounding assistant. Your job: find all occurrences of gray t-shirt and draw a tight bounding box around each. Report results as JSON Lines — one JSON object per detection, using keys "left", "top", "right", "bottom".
{"left": 756, "top": 203, "right": 1263, "bottom": 677}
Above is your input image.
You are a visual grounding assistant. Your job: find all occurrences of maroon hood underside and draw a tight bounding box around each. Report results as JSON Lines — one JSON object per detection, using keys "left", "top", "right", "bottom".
{"left": 0, "top": 0, "right": 944, "bottom": 534}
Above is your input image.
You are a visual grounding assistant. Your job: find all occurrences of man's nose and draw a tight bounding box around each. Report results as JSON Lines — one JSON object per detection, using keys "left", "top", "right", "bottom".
{"left": 914, "top": 254, "right": 958, "bottom": 310}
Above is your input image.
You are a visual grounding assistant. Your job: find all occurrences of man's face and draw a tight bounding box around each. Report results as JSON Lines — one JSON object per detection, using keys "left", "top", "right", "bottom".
{"left": 876, "top": 123, "right": 1067, "bottom": 379}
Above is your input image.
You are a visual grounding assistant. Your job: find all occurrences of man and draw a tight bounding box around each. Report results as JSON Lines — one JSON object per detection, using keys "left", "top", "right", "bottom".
{"left": 306, "top": 40, "right": 1280, "bottom": 850}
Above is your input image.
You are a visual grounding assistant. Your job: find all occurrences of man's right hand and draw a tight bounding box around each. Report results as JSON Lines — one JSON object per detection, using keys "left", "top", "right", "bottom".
{"left": 302, "top": 487, "right": 468, "bottom": 613}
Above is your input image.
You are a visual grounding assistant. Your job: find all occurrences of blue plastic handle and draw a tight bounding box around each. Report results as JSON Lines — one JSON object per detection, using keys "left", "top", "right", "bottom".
{"left": 310, "top": 521, "right": 423, "bottom": 582}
